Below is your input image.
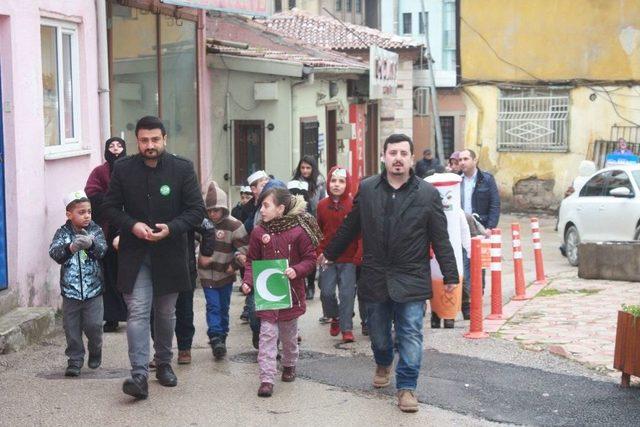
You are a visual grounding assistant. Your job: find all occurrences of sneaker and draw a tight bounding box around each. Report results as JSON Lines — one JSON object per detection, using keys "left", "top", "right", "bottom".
{"left": 88, "top": 352, "right": 102, "bottom": 369}
{"left": 156, "top": 363, "right": 178, "bottom": 387}
{"left": 372, "top": 365, "right": 391, "bottom": 388}
{"left": 329, "top": 318, "right": 340, "bottom": 337}
{"left": 65, "top": 364, "right": 81, "bottom": 377}
{"left": 318, "top": 316, "right": 331, "bottom": 324}
{"left": 177, "top": 350, "right": 192, "bottom": 365}
{"left": 342, "top": 331, "right": 355, "bottom": 343}
{"left": 397, "top": 389, "right": 419, "bottom": 412}
{"left": 122, "top": 374, "right": 148, "bottom": 399}
{"left": 281, "top": 366, "right": 296, "bottom": 382}
{"left": 443, "top": 319, "right": 455, "bottom": 329}
{"left": 257, "top": 382, "right": 273, "bottom": 397}
{"left": 103, "top": 321, "right": 119, "bottom": 333}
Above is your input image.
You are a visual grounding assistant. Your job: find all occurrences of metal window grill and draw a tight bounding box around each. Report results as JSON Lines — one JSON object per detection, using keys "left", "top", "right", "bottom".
{"left": 497, "top": 89, "right": 570, "bottom": 152}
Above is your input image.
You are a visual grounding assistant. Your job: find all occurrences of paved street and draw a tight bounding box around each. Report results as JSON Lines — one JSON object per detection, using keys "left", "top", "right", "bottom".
{"left": 2, "top": 213, "right": 639, "bottom": 425}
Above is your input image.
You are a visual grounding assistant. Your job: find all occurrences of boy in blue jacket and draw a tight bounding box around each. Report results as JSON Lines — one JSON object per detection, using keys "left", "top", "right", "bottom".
{"left": 49, "top": 190, "right": 107, "bottom": 377}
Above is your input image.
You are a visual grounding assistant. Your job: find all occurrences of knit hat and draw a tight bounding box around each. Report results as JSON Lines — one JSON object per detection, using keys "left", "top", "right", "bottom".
{"left": 204, "top": 180, "right": 229, "bottom": 212}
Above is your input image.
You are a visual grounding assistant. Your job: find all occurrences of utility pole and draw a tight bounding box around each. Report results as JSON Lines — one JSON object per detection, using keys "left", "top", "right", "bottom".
{"left": 421, "top": 1, "right": 444, "bottom": 164}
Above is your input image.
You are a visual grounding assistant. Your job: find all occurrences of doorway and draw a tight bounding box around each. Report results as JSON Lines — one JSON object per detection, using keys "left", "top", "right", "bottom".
{"left": 234, "top": 120, "right": 265, "bottom": 186}
{"left": 365, "top": 102, "right": 379, "bottom": 176}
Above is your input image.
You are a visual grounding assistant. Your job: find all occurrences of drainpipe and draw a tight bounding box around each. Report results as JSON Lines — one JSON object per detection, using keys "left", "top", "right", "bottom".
{"left": 461, "top": 86, "right": 483, "bottom": 147}
{"left": 96, "top": 0, "right": 110, "bottom": 142}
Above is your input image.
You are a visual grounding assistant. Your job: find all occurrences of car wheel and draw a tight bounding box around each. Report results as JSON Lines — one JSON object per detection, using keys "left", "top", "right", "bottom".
{"left": 564, "top": 225, "right": 580, "bottom": 266}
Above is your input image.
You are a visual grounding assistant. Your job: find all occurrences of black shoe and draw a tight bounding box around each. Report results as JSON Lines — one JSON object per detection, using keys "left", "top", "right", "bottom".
{"left": 305, "top": 287, "right": 314, "bottom": 300}
{"left": 431, "top": 313, "right": 441, "bottom": 329}
{"left": 123, "top": 374, "right": 149, "bottom": 399}
{"left": 240, "top": 310, "right": 249, "bottom": 322}
{"left": 65, "top": 364, "right": 81, "bottom": 377}
{"left": 210, "top": 336, "right": 227, "bottom": 360}
{"left": 443, "top": 320, "right": 455, "bottom": 329}
{"left": 156, "top": 363, "right": 178, "bottom": 387}
{"left": 103, "top": 321, "right": 119, "bottom": 333}
{"left": 462, "top": 306, "right": 470, "bottom": 320}
{"left": 88, "top": 352, "right": 102, "bottom": 369}
{"left": 252, "top": 329, "right": 260, "bottom": 350}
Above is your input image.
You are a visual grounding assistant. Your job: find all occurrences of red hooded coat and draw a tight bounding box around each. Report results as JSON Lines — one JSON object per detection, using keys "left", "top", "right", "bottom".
{"left": 316, "top": 166, "right": 360, "bottom": 263}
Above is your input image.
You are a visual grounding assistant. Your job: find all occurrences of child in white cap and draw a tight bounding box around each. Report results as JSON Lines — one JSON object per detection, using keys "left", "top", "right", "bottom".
{"left": 49, "top": 190, "right": 108, "bottom": 377}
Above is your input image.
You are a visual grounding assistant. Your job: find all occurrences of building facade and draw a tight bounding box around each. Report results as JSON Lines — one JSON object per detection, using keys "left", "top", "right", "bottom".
{"left": 273, "top": 0, "right": 381, "bottom": 28}
{"left": 380, "top": 0, "right": 465, "bottom": 161}
{"left": 460, "top": 0, "right": 640, "bottom": 211}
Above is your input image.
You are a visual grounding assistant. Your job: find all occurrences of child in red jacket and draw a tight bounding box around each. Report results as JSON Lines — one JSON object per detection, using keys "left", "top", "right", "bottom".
{"left": 316, "top": 166, "right": 360, "bottom": 343}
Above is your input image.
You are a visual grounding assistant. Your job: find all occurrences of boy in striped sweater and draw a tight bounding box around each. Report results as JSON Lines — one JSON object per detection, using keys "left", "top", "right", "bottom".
{"left": 198, "top": 181, "right": 249, "bottom": 360}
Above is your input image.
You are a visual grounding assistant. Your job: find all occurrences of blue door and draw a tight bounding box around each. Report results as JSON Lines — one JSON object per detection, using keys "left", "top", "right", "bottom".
{"left": 0, "top": 66, "right": 7, "bottom": 290}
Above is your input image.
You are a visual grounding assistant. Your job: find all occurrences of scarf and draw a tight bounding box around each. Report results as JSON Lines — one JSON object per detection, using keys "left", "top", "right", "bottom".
{"left": 262, "top": 196, "right": 323, "bottom": 247}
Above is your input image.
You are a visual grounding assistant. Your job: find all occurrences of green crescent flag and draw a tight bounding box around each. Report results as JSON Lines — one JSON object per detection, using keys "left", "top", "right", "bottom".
{"left": 252, "top": 259, "right": 292, "bottom": 311}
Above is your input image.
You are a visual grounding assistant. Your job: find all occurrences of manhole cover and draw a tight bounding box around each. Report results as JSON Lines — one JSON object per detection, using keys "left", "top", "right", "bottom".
{"left": 37, "top": 368, "right": 129, "bottom": 380}
{"left": 230, "top": 350, "right": 331, "bottom": 364}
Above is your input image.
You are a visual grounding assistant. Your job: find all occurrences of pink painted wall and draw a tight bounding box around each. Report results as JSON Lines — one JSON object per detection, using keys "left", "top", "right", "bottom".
{"left": 0, "top": 1, "right": 102, "bottom": 307}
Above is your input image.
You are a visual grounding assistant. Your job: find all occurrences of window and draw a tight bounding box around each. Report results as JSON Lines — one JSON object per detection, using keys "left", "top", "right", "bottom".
{"left": 300, "top": 118, "right": 319, "bottom": 160}
{"left": 442, "top": 0, "right": 456, "bottom": 71}
{"left": 355, "top": 0, "right": 362, "bottom": 13}
{"left": 403, "top": 13, "right": 412, "bottom": 34}
{"left": 413, "top": 87, "right": 430, "bottom": 116}
{"left": 605, "top": 170, "right": 634, "bottom": 196}
{"left": 288, "top": 0, "right": 296, "bottom": 9}
{"left": 41, "top": 21, "right": 80, "bottom": 151}
{"left": 346, "top": 0, "right": 352, "bottom": 12}
{"left": 497, "top": 89, "right": 570, "bottom": 152}
{"left": 275, "top": 0, "right": 282, "bottom": 12}
{"left": 580, "top": 172, "right": 607, "bottom": 197}
{"left": 110, "top": 3, "right": 199, "bottom": 166}
{"left": 419, "top": 11, "right": 428, "bottom": 35}
{"left": 335, "top": 0, "right": 342, "bottom": 12}
{"left": 440, "top": 116, "right": 455, "bottom": 159}
{"left": 234, "top": 121, "right": 265, "bottom": 185}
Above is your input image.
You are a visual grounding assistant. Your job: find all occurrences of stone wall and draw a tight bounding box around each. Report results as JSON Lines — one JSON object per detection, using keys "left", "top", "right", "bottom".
{"left": 512, "top": 177, "right": 558, "bottom": 212}
{"left": 380, "top": 58, "right": 414, "bottom": 146}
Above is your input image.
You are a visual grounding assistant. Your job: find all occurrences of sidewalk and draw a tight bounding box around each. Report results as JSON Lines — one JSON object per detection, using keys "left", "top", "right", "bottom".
{"left": 496, "top": 270, "right": 640, "bottom": 377}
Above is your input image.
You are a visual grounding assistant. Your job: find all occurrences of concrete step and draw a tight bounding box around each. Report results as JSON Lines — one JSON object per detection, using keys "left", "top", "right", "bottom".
{"left": 0, "top": 307, "right": 57, "bottom": 353}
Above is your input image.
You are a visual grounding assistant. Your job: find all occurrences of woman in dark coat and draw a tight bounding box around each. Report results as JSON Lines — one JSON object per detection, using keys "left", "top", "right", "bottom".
{"left": 85, "top": 136, "right": 127, "bottom": 332}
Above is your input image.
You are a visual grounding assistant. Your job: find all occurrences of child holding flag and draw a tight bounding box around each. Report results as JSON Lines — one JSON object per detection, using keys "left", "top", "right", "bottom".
{"left": 241, "top": 187, "right": 321, "bottom": 397}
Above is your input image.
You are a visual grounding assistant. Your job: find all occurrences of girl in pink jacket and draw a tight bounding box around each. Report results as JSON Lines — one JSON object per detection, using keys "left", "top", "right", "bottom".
{"left": 242, "top": 187, "right": 321, "bottom": 398}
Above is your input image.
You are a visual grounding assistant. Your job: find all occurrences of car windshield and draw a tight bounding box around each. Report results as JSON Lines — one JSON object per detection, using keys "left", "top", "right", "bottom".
{"left": 633, "top": 171, "right": 640, "bottom": 189}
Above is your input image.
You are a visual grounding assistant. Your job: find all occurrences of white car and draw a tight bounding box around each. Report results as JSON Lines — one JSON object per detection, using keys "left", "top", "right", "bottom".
{"left": 558, "top": 164, "right": 640, "bottom": 266}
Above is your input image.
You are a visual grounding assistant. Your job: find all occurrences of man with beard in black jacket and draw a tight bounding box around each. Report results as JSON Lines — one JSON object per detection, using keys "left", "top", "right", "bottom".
{"left": 319, "top": 134, "right": 458, "bottom": 413}
{"left": 104, "top": 116, "right": 205, "bottom": 399}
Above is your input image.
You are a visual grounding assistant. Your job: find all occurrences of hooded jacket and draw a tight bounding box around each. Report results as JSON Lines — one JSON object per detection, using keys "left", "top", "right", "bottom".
{"left": 49, "top": 220, "right": 108, "bottom": 300}
{"left": 316, "top": 166, "right": 359, "bottom": 263}
{"left": 243, "top": 197, "right": 317, "bottom": 322}
{"left": 198, "top": 181, "right": 249, "bottom": 288}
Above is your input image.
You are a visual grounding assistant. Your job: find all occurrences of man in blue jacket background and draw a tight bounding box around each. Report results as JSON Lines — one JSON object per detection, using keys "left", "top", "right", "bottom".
{"left": 458, "top": 149, "right": 501, "bottom": 319}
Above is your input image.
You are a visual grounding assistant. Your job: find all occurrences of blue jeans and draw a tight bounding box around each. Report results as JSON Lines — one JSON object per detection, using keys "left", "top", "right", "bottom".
{"left": 123, "top": 256, "right": 178, "bottom": 377}
{"left": 319, "top": 263, "right": 357, "bottom": 331}
{"left": 203, "top": 284, "right": 233, "bottom": 338}
{"left": 366, "top": 299, "right": 426, "bottom": 390}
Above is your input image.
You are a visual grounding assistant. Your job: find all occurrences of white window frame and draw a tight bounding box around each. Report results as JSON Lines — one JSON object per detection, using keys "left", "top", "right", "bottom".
{"left": 41, "top": 19, "right": 82, "bottom": 155}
